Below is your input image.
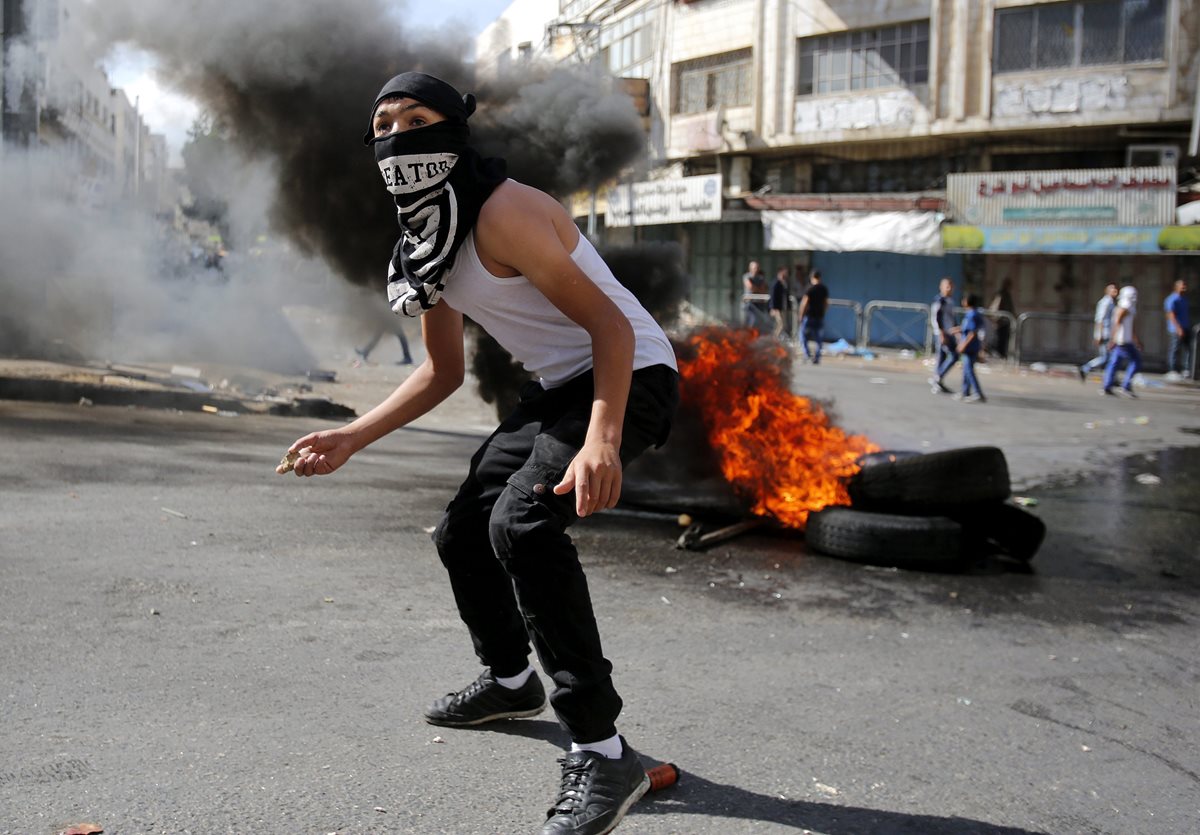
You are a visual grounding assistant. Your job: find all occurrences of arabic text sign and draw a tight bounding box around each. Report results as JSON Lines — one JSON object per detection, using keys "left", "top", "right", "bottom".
{"left": 983, "top": 226, "right": 1160, "bottom": 254}
{"left": 605, "top": 175, "right": 722, "bottom": 227}
{"left": 948, "top": 167, "right": 1175, "bottom": 226}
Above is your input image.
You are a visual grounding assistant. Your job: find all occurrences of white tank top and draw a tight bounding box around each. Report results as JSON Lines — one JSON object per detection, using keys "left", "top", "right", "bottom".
{"left": 440, "top": 229, "right": 678, "bottom": 388}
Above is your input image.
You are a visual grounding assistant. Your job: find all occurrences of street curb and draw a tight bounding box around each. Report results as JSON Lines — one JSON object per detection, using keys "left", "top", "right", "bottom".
{"left": 0, "top": 377, "right": 357, "bottom": 420}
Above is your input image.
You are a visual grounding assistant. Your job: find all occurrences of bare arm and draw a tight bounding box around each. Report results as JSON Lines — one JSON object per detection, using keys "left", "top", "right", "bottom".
{"left": 476, "top": 184, "right": 635, "bottom": 516}
{"left": 286, "top": 302, "right": 465, "bottom": 476}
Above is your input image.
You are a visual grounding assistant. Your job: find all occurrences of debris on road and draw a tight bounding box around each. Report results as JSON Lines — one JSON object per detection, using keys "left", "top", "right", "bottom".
{"left": 676, "top": 518, "right": 768, "bottom": 550}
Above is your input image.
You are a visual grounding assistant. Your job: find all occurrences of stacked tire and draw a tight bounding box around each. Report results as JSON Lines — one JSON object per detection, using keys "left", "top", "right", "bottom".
{"left": 805, "top": 447, "right": 1045, "bottom": 571}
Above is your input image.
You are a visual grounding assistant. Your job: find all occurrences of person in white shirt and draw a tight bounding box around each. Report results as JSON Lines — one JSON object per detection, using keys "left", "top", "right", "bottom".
{"left": 282, "top": 72, "right": 677, "bottom": 835}
{"left": 1101, "top": 284, "right": 1141, "bottom": 397}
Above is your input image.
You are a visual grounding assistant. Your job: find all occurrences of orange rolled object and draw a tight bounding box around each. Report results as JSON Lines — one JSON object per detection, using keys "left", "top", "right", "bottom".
{"left": 646, "top": 762, "right": 680, "bottom": 791}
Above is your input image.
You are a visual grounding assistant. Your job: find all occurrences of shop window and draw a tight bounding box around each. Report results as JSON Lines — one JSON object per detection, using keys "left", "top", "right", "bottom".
{"left": 812, "top": 154, "right": 971, "bottom": 193}
{"left": 994, "top": 0, "right": 1165, "bottom": 73}
{"left": 673, "top": 49, "right": 752, "bottom": 114}
{"left": 797, "top": 21, "right": 929, "bottom": 97}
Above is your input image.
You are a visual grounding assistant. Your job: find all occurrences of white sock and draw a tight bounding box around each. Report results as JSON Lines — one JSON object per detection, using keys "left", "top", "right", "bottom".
{"left": 494, "top": 666, "right": 534, "bottom": 689}
{"left": 571, "top": 733, "right": 623, "bottom": 760}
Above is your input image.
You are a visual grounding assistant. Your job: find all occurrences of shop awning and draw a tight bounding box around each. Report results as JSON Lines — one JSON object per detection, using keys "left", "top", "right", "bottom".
{"left": 761, "top": 210, "right": 945, "bottom": 256}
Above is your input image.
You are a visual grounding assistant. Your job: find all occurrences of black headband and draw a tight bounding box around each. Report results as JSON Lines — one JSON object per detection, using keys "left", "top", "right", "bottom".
{"left": 363, "top": 71, "right": 477, "bottom": 144}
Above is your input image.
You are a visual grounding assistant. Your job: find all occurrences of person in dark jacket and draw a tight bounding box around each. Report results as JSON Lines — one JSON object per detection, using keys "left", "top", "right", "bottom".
{"left": 929, "top": 276, "right": 959, "bottom": 393}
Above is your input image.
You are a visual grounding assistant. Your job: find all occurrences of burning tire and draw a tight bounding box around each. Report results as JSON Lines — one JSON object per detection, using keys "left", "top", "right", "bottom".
{"left": 847, "top": 446, "right": 1010, "bottom": 513}
{"left": 951, "top": 501, "right": 1046, "bottom": 562}
{"left": 805, "top": 506, "right": 964, "bottom": 569}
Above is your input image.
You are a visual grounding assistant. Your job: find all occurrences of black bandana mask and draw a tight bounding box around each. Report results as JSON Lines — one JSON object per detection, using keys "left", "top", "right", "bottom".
{"left": 366, "top": 76, "right": 506, "bottom": 318}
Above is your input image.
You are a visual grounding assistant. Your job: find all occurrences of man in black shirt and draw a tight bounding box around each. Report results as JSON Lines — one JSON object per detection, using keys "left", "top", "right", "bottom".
{"left": 796, "top": 269, "right": 830, "bottom": 363}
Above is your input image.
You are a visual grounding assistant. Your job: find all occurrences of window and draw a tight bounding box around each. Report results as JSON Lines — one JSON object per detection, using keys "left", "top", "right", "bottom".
{"left": 797, "top": 21, "right": 929, "bottom": 97}
{"left": 559, "top": 0, "right": 591, "bottom": 20}
{"left": 673, "top": 49, "right": 753, "bottom": 114}
{"left": 813, "top": 154, "right": 972, "bottom": 193}
{"left": 600, "top": 7, "right": 655, "bottom": 79}
{"left": 994, "top": 0, "right": 1165, "bottom": 73}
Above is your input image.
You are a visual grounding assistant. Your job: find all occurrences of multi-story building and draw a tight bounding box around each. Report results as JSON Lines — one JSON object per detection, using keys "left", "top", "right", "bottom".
{"left": 1, "top": 0, "right": 168, "bottom": 209}
{"left": 479, "top": 0, "right": 1199, "bottom": 367}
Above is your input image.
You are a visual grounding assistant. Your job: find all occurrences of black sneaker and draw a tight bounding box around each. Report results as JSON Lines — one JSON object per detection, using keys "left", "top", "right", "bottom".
{"left": 424, "top": 669, "right": 546, "bottom": 727}
{"left": 542, "top": 738, "right": 650, "bottom": 835}
{"left": 1078, "top": 366, "right": 1088, "bottom": 382}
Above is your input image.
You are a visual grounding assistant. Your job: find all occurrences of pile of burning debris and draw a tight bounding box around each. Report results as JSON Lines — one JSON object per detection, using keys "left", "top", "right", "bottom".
{"left": 622, "top": 326, "right": 1044, "bottom": 571}
{"left": 806, "top": 446, "right": 1045, "bottom": 569}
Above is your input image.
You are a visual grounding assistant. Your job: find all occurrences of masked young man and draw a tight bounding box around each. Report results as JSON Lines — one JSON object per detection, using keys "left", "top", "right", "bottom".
{"left": 284, "top": 73, "right": 679, "bottom": 835}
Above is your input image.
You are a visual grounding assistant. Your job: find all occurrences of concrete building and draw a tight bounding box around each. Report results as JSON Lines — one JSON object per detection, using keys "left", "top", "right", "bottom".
{"left": 1, "top": 0, "right": 168, "bottom": 210}
{"left": 479, "top": 0, "right": 1200, "bottom": 368}
{"left": 476, "top": 0, "right": 563, "bottom": 78}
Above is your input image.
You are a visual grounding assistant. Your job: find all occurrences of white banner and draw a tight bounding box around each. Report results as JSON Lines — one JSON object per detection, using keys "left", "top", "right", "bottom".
{"left": 605, "top": 174, "right": 722, "bottom": 227}
{"left": 762, "top": 210, "right": 945, "bottom": 256}
{"left": 947, "top": 167, "right": 1176, "bottom": 226}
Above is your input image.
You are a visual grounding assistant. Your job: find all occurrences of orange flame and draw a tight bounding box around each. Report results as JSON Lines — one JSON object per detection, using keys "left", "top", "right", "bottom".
{"left": 677, "top": 326, "right": 878, "bottom": 529}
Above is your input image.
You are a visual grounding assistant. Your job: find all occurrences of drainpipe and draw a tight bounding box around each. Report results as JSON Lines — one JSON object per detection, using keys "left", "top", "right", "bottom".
{"left": 753, "top": 0, "right": 766, "bottom": 138}
{"left": 1190, "top": 61, "right": 1200, "bottom": 157}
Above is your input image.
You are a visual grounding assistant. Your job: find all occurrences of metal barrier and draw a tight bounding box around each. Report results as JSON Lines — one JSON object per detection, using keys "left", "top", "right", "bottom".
{"left": 740, "top": 293, "right": 773, "bottom": 332}
{"left": 1013, "top": 312, "right": 1095, "bottom": 367}
{"left": 823, "top": 298, "right": 864, "bottom": 346}
{"left": 722, "top": 295, "right": 1177, "bottom": 371}
{"left": 979, "top": 308, "right": 1020, "bottom": 365}
{"left": 740, "top": 294, "right": 862, "bottom": 347}
{"left": 863, "top": 301, "right": 935, "bottom": 353}
{"left": 924, "top": 304, "right": 1020, "bottom": 365}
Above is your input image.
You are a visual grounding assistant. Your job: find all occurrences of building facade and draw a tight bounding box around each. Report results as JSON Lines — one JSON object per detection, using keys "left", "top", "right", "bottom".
{"left": 479, "top": 0, "right": 1199, "bottom": 367}
{"left": 1, "top": 0, "right": 169, "bottom": 211}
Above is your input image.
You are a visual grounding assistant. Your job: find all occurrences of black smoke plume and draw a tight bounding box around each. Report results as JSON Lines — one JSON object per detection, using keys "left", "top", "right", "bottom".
{"left": 83, "top": 0, "right": 647, "bottom": 289}
{"left": 74, "top": 0, "right": 685, "bottom": 408}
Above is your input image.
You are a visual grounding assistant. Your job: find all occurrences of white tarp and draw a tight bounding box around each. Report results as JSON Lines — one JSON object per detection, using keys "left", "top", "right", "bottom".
{"left": 761, "top": 210, "right": 945, "bottom": 256}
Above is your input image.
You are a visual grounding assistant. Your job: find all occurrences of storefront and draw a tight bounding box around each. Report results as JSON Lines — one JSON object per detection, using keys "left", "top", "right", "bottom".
{"left": 943, "top": 168, "right": 1198, "bottom": 367}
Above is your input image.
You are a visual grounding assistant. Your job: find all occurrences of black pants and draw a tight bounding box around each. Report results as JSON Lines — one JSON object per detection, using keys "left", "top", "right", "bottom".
{"left": 432, "top": 363, "right": 679, "bottom": 743}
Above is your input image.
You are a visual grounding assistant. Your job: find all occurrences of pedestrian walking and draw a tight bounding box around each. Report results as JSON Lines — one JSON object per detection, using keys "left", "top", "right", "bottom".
{"left": 1079, "top": 283, "right": 1118, "bottom": 381}
{"left": 283, "top": 72, "right": 679, "bottom": 835}
{"left": 796, "top": 269, "right": 830, "bottom": 363}
{"left": 356, "top": 320, "right": 414, "bottom": 365}
{"left": 742, "top": 259, "right": 771, "bottom": 332}
{"left": 1164, "top": 278, "right": 1191, "bottom": 377}
{"left": 768, "top": 264, "right": 791, "bottom": 340}
{"left": 987, "top": 277, "right": 1016, "bottom": 359}
{"left": 929, "top": 277, "right": 959, "bottom": 393}
{"left": 1102, "top": 284, "right": 1141, "bottom": 398}
{"left": 953, "top": 293, "right": 987, "bottom": 403}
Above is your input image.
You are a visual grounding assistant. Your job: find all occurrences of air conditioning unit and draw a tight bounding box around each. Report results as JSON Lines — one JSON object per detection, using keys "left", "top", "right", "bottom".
{"left": 1126, "top": 144, "right": 1179, "bottom": 168}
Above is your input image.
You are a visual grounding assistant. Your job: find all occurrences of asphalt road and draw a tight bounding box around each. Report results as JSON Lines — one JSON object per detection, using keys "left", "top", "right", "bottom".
{"left": 2, "top": 352, "right": 1199, "bottom": 835}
